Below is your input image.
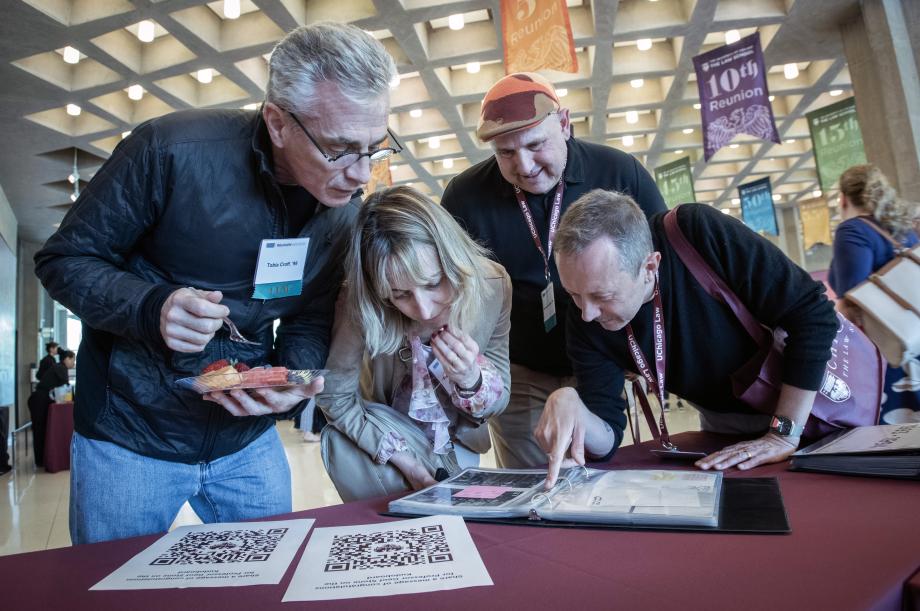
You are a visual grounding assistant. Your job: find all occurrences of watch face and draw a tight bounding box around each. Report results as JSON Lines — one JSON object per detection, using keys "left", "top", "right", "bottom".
{"left": 771, "top": 416, "right": 793, "bottom": 435}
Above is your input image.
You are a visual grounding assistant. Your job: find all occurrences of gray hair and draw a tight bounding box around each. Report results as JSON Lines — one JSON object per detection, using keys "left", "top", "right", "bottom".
{"left": 266, "top": 22, "right": 397, "bottom": 115}
{"left": 555, "top": 189, "right": 653, "bottom": 275}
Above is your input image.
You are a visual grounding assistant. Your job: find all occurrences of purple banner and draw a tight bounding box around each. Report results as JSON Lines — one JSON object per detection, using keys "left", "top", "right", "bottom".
{"left": 693, "top": 33, "right": 780, "bottom": 161}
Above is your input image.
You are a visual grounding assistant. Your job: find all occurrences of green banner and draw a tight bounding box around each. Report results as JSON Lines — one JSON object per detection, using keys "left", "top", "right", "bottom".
{"left": 654, "top": 157, "right": 696, "bottom": 209}
{"left": 806, "top": 97, "right": 867, "bottom": 192}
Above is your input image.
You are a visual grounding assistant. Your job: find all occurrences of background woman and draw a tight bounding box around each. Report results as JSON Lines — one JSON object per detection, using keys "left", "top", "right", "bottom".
{"left": 317, "top": 186, "right": 511, "bottom": 501}
{"left": 829, "top": 164, "right": 919, "bottom": 424}
{"left": 28, "top": 349, "right": 75, "bottom": 468}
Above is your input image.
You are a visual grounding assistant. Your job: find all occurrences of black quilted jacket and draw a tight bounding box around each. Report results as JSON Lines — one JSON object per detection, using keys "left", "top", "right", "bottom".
{"left": 35, "top": 109, "right": 359, "bottom": 463}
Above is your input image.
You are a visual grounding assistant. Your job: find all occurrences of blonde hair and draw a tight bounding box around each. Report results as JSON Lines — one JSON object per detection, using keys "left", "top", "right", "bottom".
{"left": 346, "top": 186, "right": 493, "bottom": 357}
{"left": 839, "top": 164, "right": 918, "bottom": 238}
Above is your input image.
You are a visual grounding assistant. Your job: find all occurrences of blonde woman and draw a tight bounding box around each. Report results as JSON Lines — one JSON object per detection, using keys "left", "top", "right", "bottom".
{"left": 317, "top": 186, "right": 511, "bottom": 501}
{"left": 829, "top": 164, "right": 919, "bottom": 423}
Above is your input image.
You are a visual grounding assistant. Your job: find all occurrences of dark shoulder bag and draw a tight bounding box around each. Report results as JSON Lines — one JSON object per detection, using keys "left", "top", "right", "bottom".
{"left": 662, "top": 207, "right": 884, "bottom": 439}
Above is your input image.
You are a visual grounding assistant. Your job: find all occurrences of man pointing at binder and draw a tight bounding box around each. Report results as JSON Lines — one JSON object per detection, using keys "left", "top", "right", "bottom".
{"left": 536, "top": 189, "right": 840, "bottom": 488}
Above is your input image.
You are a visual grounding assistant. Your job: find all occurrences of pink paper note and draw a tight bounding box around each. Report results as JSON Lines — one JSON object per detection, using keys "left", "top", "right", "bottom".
{"left": 453, "top": 485, "right": 511, "bottom": 499}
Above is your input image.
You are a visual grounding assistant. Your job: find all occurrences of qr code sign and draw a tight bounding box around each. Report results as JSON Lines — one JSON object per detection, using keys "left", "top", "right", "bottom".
{"left": 325, "top": 524, "right": 452, "bottom": 572}
{"left": 150, "top": 527, "right": 289, "bottom": 565}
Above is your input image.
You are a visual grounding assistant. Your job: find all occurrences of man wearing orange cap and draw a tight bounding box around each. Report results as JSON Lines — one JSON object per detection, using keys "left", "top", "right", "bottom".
{"left": 442, "top": 72, "right": 666, "bottom": 468}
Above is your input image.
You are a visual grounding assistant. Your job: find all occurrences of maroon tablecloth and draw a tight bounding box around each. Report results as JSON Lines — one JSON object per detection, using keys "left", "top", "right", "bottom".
{"left": 44, "top": 401, "right": 73, "bottom": 473}
{"left": 3, "top": 432, "right": 919, "bottom": 610}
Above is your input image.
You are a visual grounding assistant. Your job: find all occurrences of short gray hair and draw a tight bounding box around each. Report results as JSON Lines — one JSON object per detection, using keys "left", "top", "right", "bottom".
{"left": 555, "top": 189, "right": 653, "bottom": 275}
{"left": 266, "top": 22, "right": 397, "bottom": 115}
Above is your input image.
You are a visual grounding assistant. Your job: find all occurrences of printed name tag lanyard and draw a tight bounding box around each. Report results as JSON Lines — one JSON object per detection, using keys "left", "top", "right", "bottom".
{"left": 513, "top": 178, "right": 564, "bottom": 332}
{"left": 624, "top": 276, "right": 699, "bottom": 457}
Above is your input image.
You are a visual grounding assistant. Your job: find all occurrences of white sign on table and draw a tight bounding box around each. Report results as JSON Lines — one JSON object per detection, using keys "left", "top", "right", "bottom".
{"left": 282, "top": 515, "right": 492, "bottom": 602}
{"left": 92, "top": 519, "right": 314, "bottom": 590}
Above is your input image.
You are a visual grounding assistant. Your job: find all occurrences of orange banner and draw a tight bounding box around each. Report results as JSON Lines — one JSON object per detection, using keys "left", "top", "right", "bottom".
{"left": 799, "top": 197, "right": 832, "bottom": 250}
{"left": 500, "top": 0, "right": 578, "bottom": 74}
{"left": 365, "top": 158, "right": 392, "bottom": 195}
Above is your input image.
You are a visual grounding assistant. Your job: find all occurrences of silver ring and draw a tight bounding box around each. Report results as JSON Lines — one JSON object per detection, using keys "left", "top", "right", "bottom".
{"left": 744, "top": 450, "right": 752, "bottom": 460}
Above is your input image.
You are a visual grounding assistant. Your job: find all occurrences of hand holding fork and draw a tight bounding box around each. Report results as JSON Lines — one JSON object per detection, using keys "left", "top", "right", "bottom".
{"left": 159, "top": 287, "right": 259, "bottom": 352}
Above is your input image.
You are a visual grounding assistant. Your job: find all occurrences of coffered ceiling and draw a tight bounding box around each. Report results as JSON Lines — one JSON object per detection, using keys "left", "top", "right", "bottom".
{"left": 1, "top": 0, "right": 862, "bottom": 244}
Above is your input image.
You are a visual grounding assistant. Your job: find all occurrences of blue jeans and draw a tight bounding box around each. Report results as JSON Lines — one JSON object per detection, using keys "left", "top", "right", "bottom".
{"left": 69, "top": 426, "right": 292, "bottom": 545}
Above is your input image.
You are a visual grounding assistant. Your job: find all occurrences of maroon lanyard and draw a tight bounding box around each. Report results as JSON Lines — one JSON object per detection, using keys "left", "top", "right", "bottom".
{"left": 625, "top": 275, "right": 675, "bottom": 449}
{"left": 513, "top": 179, "right": 564, "bottom": 283}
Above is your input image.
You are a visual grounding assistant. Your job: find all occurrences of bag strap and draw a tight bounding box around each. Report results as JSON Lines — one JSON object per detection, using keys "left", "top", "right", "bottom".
{"left": 855, "top": 216, "right": 904, "bottom": 251}
{"left": 662, "top": 207, "right": 772, "bottom": 347}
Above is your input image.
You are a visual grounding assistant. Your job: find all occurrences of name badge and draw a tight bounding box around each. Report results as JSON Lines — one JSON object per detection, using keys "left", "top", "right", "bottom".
{"left": 252, "top": 238, "right": 310, "bottom": 300}
{"left": 541, "top": 282, "right": 557, "bottom": 333}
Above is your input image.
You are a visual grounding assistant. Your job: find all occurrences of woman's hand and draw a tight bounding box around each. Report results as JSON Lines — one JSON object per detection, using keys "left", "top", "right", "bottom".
{"left": 695, "top": 432, "right": 799, "bottom": 471}
{"left": 389, "top": 451, "right": 437, "bottom": 490}
{"left": 431, "top": 327, "right": 481, "bottom": 391}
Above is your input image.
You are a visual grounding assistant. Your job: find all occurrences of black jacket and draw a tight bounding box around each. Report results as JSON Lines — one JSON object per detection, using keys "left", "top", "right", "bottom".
{"left": 34, "top": 109, "right": 359, "bottom": 463}
{"left": 37, "top": 354, "right": 57, "bottom": 381}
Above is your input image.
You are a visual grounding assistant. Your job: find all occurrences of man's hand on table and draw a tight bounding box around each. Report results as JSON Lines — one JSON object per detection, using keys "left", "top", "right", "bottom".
{"left": 695, "top": 432, "right": 799, "bottom": 471}
{"left": 205, "top": 377, "right": 324, "bottom": 417}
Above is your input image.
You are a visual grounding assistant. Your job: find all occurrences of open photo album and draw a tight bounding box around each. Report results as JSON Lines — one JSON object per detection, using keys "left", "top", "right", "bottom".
{"left": 388, "top": 467, "right": 724, "bottom": 528}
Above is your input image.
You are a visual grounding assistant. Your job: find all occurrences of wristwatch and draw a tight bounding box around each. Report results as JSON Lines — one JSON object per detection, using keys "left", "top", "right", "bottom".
{"left": 769, "top": 415, "right": 804, "bottom": 437}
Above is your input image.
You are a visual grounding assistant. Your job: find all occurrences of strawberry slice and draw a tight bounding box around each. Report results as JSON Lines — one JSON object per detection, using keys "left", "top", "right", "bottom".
{"left": 233, "top": 362, "right": 251, "bottom": 372}
{"left": 201, "top": 359, "right": 230, "bottom": 375}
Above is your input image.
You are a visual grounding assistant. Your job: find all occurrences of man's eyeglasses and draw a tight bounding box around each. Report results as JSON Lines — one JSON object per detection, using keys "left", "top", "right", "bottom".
{"left": 287, "top": 110, "right": 402, "bottom": 168}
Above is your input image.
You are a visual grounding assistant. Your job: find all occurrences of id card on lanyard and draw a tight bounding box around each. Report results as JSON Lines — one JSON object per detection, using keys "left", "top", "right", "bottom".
{"left": 252, "top": 238, "right": 310, "bottom": 299}
{"left": 514, "top": 179, "right": 564, "bottom": 333}
{"left": 625, "top": 275, "right": 706, "bottom": 460}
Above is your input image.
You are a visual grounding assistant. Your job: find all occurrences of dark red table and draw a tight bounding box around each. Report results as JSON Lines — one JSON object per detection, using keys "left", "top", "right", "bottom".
{"left": 3, "top": 432, "right": 919, "bottom": 610}
{"left": 44, "top": 401, "right": 74, "bottom": 473}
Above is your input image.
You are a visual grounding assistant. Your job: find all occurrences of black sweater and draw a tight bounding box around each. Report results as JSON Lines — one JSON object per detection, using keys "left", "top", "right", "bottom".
{"left": 567, "top": 204, "right": 838, "bottom": 454}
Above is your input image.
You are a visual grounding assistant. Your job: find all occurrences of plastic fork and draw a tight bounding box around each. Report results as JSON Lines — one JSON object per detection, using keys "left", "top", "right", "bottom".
{"left": 222, "top": 316, "right": 260, "bottom": 346}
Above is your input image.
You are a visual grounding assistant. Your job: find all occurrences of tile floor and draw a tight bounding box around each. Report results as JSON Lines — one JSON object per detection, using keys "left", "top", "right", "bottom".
{"left": 0, "top": 400, "right": 700, "bottom": 557}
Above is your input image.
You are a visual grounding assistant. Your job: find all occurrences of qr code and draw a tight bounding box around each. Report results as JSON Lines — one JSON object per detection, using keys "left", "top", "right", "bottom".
{"left": 150, "top": 527, "right": 289, "bottom": 565}
{"left": 325, "top": 524, "right": 451, "bottom": 572}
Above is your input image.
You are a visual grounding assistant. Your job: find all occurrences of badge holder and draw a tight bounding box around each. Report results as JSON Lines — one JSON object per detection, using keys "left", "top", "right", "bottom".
{"left": 624, "top": 374, "right": 706, "bottom": 462}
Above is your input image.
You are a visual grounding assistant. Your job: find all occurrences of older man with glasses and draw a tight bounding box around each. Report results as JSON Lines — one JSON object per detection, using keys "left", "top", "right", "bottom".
{"left": 35, "top": 22, "right": 399, "bottom": 544}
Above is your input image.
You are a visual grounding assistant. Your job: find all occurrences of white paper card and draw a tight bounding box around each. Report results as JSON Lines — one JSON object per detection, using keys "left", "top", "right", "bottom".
{"left": 91, "top": 519, "right": 314, "bottom": 590}
{"left": 253, "top": 238, "right": 310, "bottom": 285}
{"left": 282, "top": 515, "right": 492, "bottom": 602}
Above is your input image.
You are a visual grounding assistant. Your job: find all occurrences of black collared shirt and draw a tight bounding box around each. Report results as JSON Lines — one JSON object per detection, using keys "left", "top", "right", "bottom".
{"left": 443, "top": 137, "right": 667, "bottom": 376}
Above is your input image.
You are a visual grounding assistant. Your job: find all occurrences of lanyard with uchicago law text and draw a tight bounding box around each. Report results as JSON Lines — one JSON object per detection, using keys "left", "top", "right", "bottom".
{"left": 514, "top": 179, "right": 564, "bottom": 332}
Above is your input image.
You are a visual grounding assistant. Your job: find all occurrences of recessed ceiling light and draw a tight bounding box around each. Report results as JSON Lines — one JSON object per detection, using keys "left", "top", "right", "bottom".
{"left": 67, "top": 174, "right": 76, "bottom": 184}
{"left": 62, "top": 46, "right": 80, "bottom": 64}
{"left": 786, "top": 139, "right": 796, "bottom": 145}
{"left": 127, "top": 84, "right": 144, "bottom": 100}
{"left": 243, "top": 103, "right": 260, "bottom": 110}
{"left": 390, "top": 74, "right": 401, "bottom": 88}
{"left": 693, "top": 103, "right": 701, "bottom": 110}
{"left": 197, "top": 68, "right": 213, "bottom": 84}
{"left": 409, "top": 108, "right": 423, "bottom": 118}
{"left": 223, "top": 0, "right": 240, "bottom": 19}
{"left": 724, "top": 30, "right": 741, "bottom": 45}
{"left": 121, "top": 130, "right": 131, "bottom": 139}
{"left": 813, "top": 189, "right": 823, "bottom": 198}
{"left": 772, "top": 194, "right": 782, "bottom": 201}
{"left": 625, "top": 110, "right": 639, "bottom": 124}
{"left": 729, "top": 143, "right": 739, "bottom": 149}
{"left": 682, "top": 127, "right": 693, "bottom": 134}
{"left": 674, "top": 149, "right": 684, "bottom": 154}
{"left": 428, "top": 136, "right": 440, "bottom": 149}
{"left": 732, "top": 198, "right": 740, "bottom": 205}
{"left": 442, "top": 158, "right": 454, "bottom": 169}
{"left": 783, "top": 63, "right": 799, "bottom": 79}
{"left": 448, "top": 14, "right": 464, "bottom": 30}
{"left": 636, "top": 38, "right": 652, "bottom": 51}
{"left": 829, "top": 89, "right": 843, "bottom": 96}
{"left": 66, "top": 103, "right": 81, "bottom": 116}
{"left": 769, "top": 95, "right": 775, "bottom": 102}
{"left": 70, "top": 193, "right": 78, "bottom": 202}
{"left": 466, "top": 62, "right": 480, "bottom": 74}
{"left": 556, "top": 88, "right": 568, "bottom": 97}
{"left": 137, "top": 20, "right": 155, "bottom": 43}
{"left": 630, "top": 78, "right": 644, "bottom": 88}
{"left": 721, "top": 208, "right": 731, "bottom": 214}
{"left": 622, "top": 135, "right": 634, "bottom": 147}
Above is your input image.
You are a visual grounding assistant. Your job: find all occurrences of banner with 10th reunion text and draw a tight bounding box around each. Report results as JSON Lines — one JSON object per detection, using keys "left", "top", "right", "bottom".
{"left": 738, "top": 176, "right": 779, "bottom": 235}
{"left": 693, "top": 33, "right": 780, "bottom": 161}
{"left": 500, "top": 0, "right": 578, "bottom": 74}
{"left": 807, "top": 97, "right": 867, "bottom": 192}
{"left": 654, "top": 157, "right": 696, "bottom": 209}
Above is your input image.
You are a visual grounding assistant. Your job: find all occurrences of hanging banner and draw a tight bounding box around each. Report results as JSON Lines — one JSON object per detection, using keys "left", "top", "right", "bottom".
{"left": 500, "top": 0, "right": 578, "bottom": 74}
{"left": 738, "top": 176, "right": 779, "bottom": 235}
{"left": 806, "top": 97, "right": 867, "bottom": 192}
{"left": 693, "top": 33, "right": 780, "bottom": 161}
{"left": 365, "top": 157, "right": 392, "bottom": 194}
{"left": 799, "top": 197, "right": 832, "bottom": 250}
{"left": 654, "top": 157, "right": 696, "bottom": 209}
